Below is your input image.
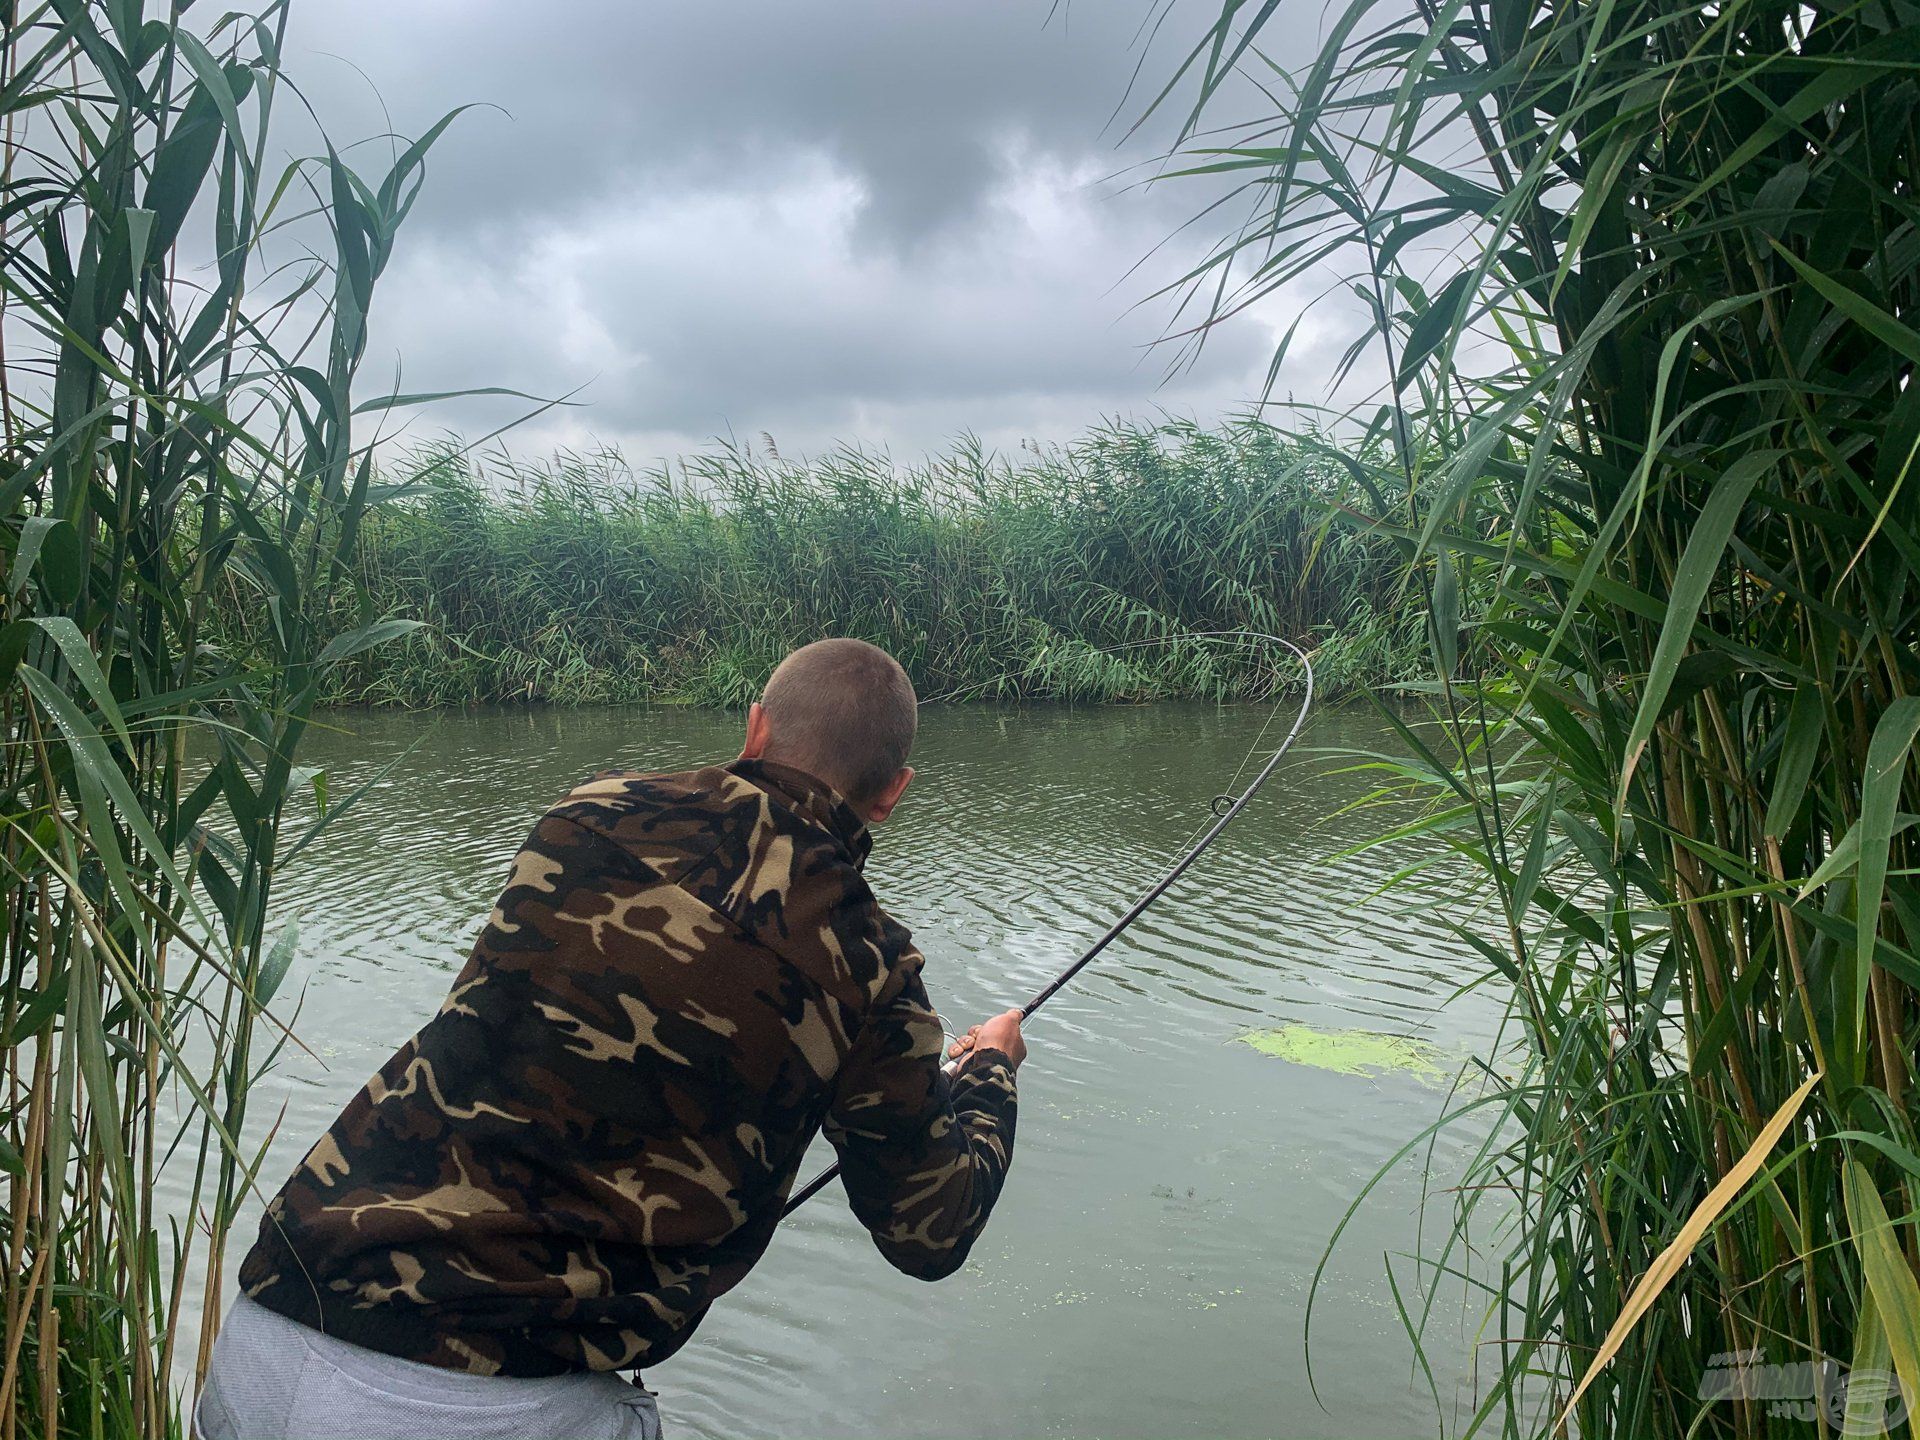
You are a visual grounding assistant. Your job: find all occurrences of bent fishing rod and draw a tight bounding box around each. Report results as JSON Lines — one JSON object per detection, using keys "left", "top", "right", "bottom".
{"left": 782, "top": 630, "right": 1316, "bottom": 1217}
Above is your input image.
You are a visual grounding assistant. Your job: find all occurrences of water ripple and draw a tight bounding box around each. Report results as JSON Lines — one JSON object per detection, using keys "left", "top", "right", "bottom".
{"left": 165, "top": 702, "right": 1498, "bottom": 1439}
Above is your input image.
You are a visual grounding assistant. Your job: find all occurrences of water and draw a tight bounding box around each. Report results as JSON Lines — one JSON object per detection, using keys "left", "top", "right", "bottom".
{"left": 193, "top": 703, "right": 1504, "bottom": 1438}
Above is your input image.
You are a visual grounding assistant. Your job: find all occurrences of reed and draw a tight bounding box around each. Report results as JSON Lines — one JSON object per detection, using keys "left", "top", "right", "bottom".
{"left": 1162, "top": 0, "right": 1920, "bottom": 1434}
{"left": 266, "top": 421, "right": 1420, "bottom": 709}
{"left": 0, "top": 4, "right": 460, "bottom": 1435}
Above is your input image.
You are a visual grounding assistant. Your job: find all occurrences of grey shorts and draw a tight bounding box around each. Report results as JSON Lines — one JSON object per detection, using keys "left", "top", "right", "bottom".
{"left": 195, "top": 1296, "right": 663, "bottom": 1440}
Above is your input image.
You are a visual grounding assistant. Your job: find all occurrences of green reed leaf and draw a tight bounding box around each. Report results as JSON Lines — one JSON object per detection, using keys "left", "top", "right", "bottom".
{"left": 1844, "top": 1159, "right": 1920, "bottom": 1417}
{"left": 1617, "top": 449, "right": 1779, "bottom": 810}
{"left": 23, "top": 617, "right": 133, "bottom": 753}
{"left": 18, "top": 665, "right": 205, "bottom": 931}
{"left": 256, "top": 919, "right": 299, "bottom": 1007}
{"left": 8, "top": 515, "right": 78, "bottom": 599}
{"left": 315, "top": 617, "right": 425, "bottom": 667}
{"left": 1770, "top": 242, "right": 1920, "bottom": 368}
{"left": 1855, "top": 700, "right": 1920, "bottom": 1044}
{"left": 1766, "top": 683, "right": 1826, "bottom": 840}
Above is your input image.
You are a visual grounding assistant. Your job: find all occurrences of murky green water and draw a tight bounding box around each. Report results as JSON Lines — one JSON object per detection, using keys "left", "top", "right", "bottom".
{"left": 195, "top": 703, "right": 1501, "bottom": 1439}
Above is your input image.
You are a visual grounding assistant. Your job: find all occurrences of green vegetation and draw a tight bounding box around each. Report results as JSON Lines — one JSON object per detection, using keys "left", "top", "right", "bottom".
{"left": 1165, "top": 0, "right": 1920, "bottom": 1434}
{"left": 0, "top": 5, "right": 1408, "bottom": 1436}
{"left": 1234, "top": 1025, "right": 1443, "bottom": 1079}
{"left": 14, "top": 0, "right": 1916, "bottom": 1434}
{"left": 0, "top": 6, "right": 459, "bottom": 1436}
{"left": 251, "top": 423, "right": 1419, "bottom": 708}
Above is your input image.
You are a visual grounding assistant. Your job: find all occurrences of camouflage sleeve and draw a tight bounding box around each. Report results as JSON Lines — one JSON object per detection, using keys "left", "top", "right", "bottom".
{"left": 821, "top": 948, "right": 1017, "bottom": 1281}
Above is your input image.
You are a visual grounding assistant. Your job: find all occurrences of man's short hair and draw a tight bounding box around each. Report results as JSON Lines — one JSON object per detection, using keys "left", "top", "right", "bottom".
{"left": 760, "top": 639, "right": 918, "bottom": 803}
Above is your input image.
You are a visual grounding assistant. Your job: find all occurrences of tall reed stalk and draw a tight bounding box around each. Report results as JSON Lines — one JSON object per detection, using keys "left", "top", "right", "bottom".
{"left": 0, "top": 5, "right": 457, "bottom": 1434}
{"left": 1161, "top": 0, "right": 1920, "bottom": 1434}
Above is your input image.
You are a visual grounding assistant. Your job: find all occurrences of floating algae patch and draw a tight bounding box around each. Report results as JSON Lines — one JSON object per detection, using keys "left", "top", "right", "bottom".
{"left": 1235, "top": 1024, "right": 1444, "bottom": 1079}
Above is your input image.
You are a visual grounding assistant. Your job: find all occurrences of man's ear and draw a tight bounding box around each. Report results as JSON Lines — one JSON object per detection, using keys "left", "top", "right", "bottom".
{"left": 740, "top": 702, "right": 771, "bottom": 761}
{"left": 864, "top": 765, "right": 913, "bottom": 823}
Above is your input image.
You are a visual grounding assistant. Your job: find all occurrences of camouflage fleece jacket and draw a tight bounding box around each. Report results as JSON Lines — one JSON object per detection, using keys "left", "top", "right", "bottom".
{"left": 238, "top": 758, "right": 1018, "bottom": 1377}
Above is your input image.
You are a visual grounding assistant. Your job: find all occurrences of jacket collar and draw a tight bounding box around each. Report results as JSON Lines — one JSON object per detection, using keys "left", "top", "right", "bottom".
{"left": 727, "top": 758, "right": 874, "bottom": 869}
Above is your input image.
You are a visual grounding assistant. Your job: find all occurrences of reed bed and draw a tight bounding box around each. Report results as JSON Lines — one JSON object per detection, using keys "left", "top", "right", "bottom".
{"left": 1162, "top": 0, "right": 1920, "bottom": 1434}
{"left": 0, "top": 4, "right": 462, "bottom": 1436}
{"left": 275, "top": 423, "right": 1420, "bottom": 708}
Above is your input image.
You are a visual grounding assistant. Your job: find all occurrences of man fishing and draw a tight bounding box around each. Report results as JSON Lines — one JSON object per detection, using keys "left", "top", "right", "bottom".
{"left": 197, "top": 638, "right": 1026, "bottom": 1440}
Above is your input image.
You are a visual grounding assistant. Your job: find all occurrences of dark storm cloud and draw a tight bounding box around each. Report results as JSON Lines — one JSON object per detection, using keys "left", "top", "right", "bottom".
{"left": 296, "top": 2, "right": 1173, "bottom": 243}
{"left": 275, "top": 0, "right": 1356, "bottom": 459}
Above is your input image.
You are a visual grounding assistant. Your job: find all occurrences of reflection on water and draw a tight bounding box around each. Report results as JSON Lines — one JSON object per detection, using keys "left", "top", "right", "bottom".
{"left": 176, "top": 703, "right": 1500, "bottom": 1439}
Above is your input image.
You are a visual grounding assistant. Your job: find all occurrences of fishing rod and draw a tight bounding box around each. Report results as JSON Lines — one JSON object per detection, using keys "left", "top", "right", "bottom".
{"left": 782, "top": 629, "right": 1316, "bottom": 1217}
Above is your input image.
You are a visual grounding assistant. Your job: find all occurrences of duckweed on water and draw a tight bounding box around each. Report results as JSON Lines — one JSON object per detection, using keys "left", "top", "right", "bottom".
{"left": 1234, "top": 1025, "right": 1442, "bottom": 1079}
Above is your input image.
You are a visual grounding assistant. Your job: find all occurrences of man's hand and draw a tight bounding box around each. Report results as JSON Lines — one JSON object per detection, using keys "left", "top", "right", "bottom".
{"left": 947, "top": 1009, "right": 1026, "bottom": 1070}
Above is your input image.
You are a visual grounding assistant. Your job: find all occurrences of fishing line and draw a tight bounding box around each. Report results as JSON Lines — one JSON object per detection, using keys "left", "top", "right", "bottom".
{"left": 782, "top": 629, "right": 1316, "bottom": 1217}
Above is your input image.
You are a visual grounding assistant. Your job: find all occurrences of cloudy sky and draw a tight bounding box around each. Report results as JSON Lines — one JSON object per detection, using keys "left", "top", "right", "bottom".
{"left": 275, "top": 2, "right": 1350, "bottom": 465}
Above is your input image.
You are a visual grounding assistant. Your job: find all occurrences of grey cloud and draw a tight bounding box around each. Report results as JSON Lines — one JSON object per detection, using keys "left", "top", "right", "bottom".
{"left": 288, "top": 2, "right": 1199, "bottom": 248}
{"left": 264, "top": 0, "right": 1344, "bottom": 460}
